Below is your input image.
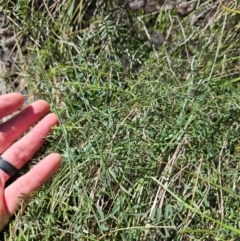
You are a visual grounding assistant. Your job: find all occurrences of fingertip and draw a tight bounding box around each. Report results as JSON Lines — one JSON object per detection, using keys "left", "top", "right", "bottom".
{"left": 49, "top": 153, "right": 62, "bottom": 167}
{"left": 40, "top": 113, "right": 59, "bottom": 128}
{"left": 0, "top": 93, "right": 25, "bottom": 118}
{"left": 6, "top": 93, "right": 25, "bottom": 107}
{"left": 48, "top": 113, "right": 59, "bottom": 125}
{"left": 7, "top": 93, "right": 25, "bottom": 102}
{"left": 31, "top": 100, "right": 50, "bottom": 114}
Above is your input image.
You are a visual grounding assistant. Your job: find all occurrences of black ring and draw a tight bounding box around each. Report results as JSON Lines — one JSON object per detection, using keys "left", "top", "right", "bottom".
{"left": 0, "top": 156, "right": 18, "bottom": 177}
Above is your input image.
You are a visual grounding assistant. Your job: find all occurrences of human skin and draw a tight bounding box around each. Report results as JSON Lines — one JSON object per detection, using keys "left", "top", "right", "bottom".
{"left": 0, "top": 93, "right": 61, "bottom": 231}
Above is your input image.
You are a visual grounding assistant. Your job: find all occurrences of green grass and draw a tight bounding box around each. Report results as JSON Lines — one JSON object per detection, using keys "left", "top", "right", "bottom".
{"left": 2, "top": 0, "right": 240, "bottom": 240}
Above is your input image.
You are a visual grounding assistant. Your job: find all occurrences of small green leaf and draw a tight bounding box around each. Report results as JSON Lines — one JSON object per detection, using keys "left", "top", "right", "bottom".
{"left": 156, "top": 207, "right": 162, "bottom": 223}
{"left": 97, "top": 206, "right": 105, "bottom": 220}
{"left": 100, "top": 224, "right": 109, "bottom": 231}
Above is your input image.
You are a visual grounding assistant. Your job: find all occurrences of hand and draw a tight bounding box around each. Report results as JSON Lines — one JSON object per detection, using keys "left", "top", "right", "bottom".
{"left": 0, "top": 93, "right": 61, "bottom": 231}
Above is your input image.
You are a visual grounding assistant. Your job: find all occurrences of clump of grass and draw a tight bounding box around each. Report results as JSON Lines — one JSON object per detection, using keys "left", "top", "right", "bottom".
{"left": 2, "top": 0, "right": 240, "bottom": 240}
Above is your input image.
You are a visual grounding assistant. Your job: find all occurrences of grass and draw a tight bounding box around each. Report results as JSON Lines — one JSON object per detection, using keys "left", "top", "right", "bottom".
{"left": 1, "top": 0, "right": 240, "bottom": 240}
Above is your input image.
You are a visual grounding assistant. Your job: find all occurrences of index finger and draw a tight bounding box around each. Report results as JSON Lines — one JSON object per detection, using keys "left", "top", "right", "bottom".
{"left": 0, "top": 100, "right": 50, "bottom": 153}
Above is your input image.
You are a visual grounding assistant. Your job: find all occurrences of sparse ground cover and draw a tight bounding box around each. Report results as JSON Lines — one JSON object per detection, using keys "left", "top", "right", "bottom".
{"left": 1, "top": 0, "right": 240, "bottom": 240}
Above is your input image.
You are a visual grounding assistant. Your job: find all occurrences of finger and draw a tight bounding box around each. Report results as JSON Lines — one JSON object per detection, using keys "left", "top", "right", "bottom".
{"left": 0, "top": 176, "right": 9, "bottom": 231}
{"left": 0, "top": 93, "right": 24, "bottom": 119}
{"left": 0, "top": 113, "right": 59, "bottom": 181}
{"left": 4, "top": 153, "right": 61, "bottom": 215}
{"left": 0, "top": 100, "right": 50, "bottom": 153}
